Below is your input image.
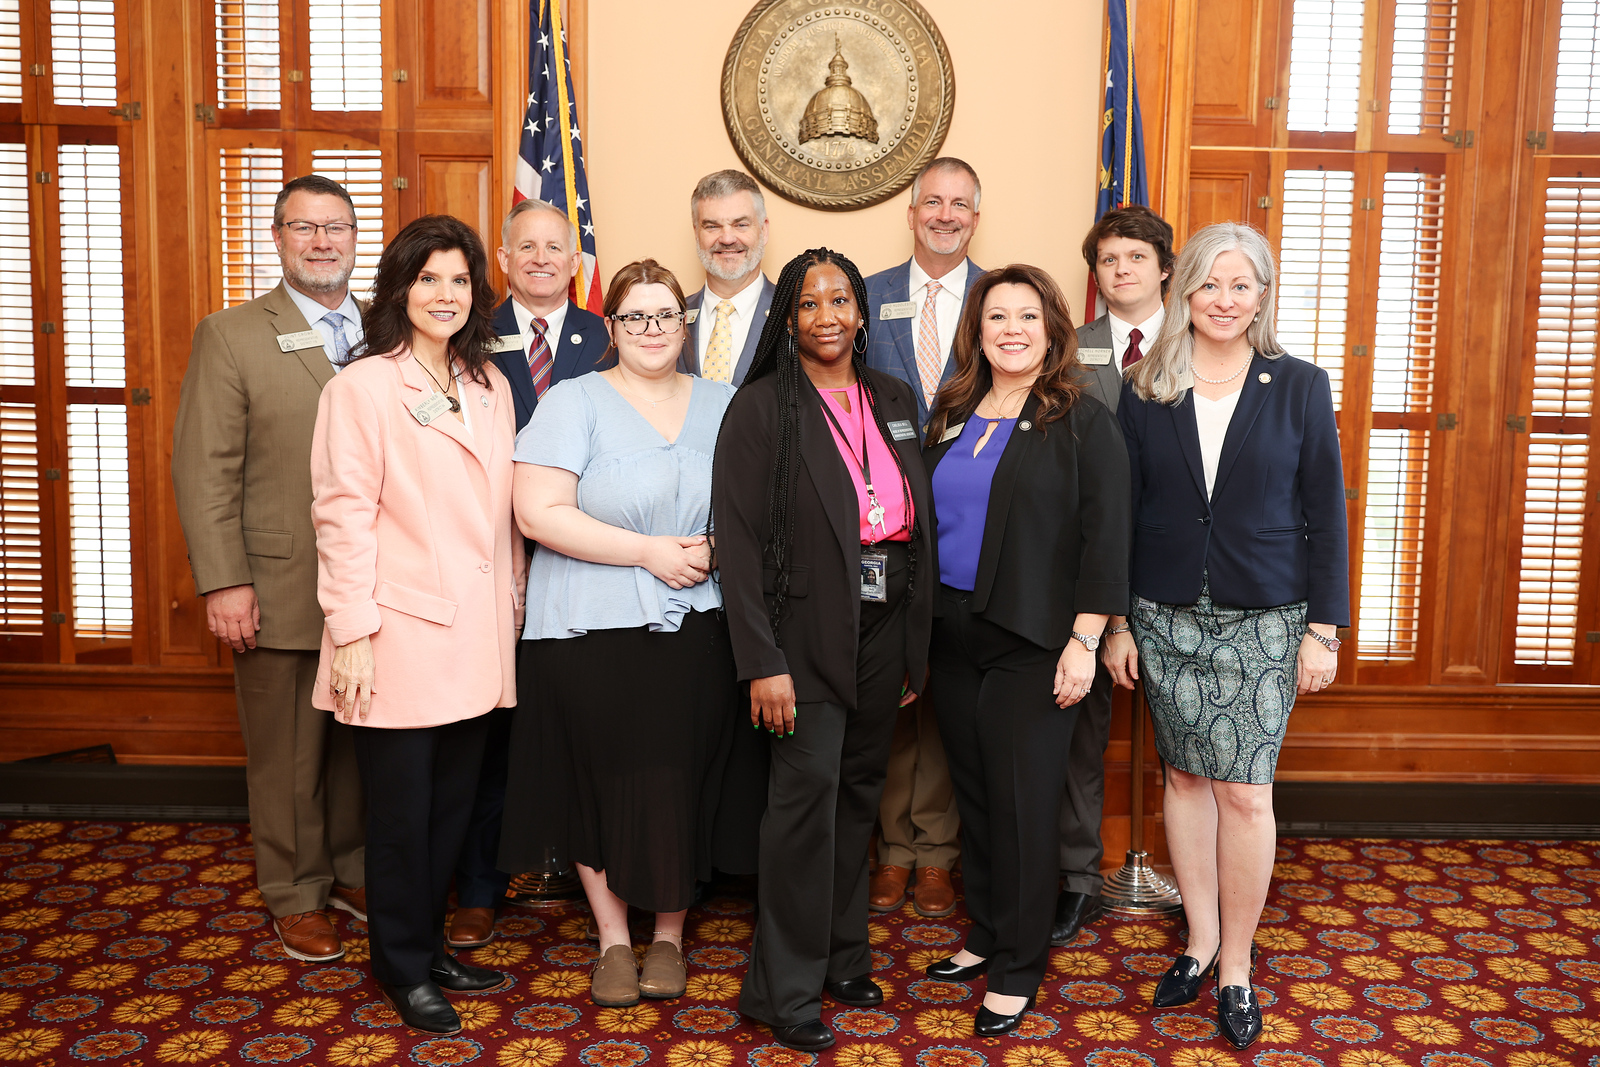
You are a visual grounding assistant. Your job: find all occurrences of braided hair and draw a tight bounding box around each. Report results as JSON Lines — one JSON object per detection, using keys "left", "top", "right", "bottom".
{"left": 731, "top": 247, "right": 921, "bottom": 642}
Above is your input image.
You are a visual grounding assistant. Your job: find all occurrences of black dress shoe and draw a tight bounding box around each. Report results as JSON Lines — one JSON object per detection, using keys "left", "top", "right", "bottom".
{"left": 429, "top": 953, "right": 508, "bottom": 992}
{"left": 926, "top": 956, "right": 988, "bottom": 982}
{"left": 825, "top": 975, "right": 883, "bottom": 1007}
{"left": 380, "top": 980, "right": 461, "bottom": 1035}
{"left": 1152, "top": 950, "right": 1219, "bottom": 1008}
{"left": 1049, "top": 891, "right": 1104, "bottom": 946}
{"left": 974, "top": 995, "right": 1035, "bottom": 1037}
{"left": 1218, "top": 984, "right": 1263, "bottom": 1049}
{"left": 769, "top": 1020, "right": 835, "bottom": 1051}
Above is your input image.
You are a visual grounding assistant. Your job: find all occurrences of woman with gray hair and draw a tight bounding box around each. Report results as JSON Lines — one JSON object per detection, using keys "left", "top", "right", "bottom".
{"left": 1100, "top": 222, "right": 1348, "bottom": 1051}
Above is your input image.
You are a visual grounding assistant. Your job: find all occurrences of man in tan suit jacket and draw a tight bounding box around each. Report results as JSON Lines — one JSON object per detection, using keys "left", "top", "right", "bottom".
{"left": 172, "top": 175, "right": 368, "bottom": 963}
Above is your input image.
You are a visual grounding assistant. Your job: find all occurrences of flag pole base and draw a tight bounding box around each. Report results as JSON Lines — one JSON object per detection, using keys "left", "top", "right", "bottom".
{"left": 504, "top": 869, "right": 583, "bottom": 909}
{"left": 1100, "top": 849, "right": 1184, "bottom": 916}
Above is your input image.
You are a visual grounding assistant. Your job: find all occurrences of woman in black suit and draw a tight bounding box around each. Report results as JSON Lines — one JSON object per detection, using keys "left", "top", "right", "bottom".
{"left": 714, "top": 248, "right": 936, "bottom": 1054}
{"left": 920, "top": 264, "right": 1130, "bottom": 1036}
{"left": 1102, "top": 222, "right": 1349, "bottom": 1051}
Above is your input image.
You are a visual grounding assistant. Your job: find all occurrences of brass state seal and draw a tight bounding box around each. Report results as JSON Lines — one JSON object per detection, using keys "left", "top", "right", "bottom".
{"left": 721, "top": 0, "right": 955, "bottom": 211}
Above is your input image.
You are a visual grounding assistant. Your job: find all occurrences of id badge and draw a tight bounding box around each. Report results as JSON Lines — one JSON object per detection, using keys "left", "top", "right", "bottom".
{"left": 860, "top": 547, "right": 889, "bottom": 603}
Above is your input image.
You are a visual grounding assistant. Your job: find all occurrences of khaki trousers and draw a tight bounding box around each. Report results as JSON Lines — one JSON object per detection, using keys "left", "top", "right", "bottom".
{"left": 874, "top": 693, "right": 960, "bottom": 871}
{"left": 232, "top": 647, "right": 365, "bottom": 917}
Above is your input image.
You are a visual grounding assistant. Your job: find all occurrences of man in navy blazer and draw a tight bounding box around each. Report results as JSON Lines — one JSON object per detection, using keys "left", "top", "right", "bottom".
{"left": 678, "top": 170, "right": 775, "bottom": 385}
{"left": 862, "top": 157, "right": 982, "bottom": 921}
{"left": 448, "top": 199, "right": 608, "bottom": 951}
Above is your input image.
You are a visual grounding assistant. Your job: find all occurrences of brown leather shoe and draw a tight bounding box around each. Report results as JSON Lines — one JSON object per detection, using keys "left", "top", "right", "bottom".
{"left": 913, "top": 866, "right": 956, "bottom": 918}
{"left": 591, "top": 944, "right": 640, "bottom": 1007}
{"left": 274, "top": 910, "right": 344, "bottom": 962}
{"left": 638, "top": 940, "right": 686, "bottom": 998}
{"left": 869, "top": 865, "right": 911, "bottom": 913}
{"left": 328, "top": 885, "right": 367, "bottom": 922}
{"left": 446, "top": 907, "right": 497, "bottom": 949}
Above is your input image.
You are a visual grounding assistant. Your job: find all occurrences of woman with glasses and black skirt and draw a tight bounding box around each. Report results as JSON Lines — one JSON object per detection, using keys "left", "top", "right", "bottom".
{"left": 497, "top": 260, "right": 739, "bottom": 1009}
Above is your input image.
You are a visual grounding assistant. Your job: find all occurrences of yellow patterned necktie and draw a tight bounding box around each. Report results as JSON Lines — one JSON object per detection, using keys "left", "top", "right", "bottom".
{"left": 915, "top": 279, "right": 944, "bottom": 405}
{"left": 703, "top": 300, "right": 737, "bottom": 383}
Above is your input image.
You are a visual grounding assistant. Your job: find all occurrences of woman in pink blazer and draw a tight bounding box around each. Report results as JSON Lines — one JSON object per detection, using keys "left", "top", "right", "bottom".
{"left": 311, "top": 215, "right": 524, "bottom": 1037}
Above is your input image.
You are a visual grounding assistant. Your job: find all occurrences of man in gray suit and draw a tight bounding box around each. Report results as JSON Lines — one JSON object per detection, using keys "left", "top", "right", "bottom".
{"left": 679, "top": 170, "right": 775, "bottom": 384}
{"left": 1053, "top": 203, "right": 1176, "bottom": 945}
{"left": 172, "top": 175, "right": 368, "bottom": 964}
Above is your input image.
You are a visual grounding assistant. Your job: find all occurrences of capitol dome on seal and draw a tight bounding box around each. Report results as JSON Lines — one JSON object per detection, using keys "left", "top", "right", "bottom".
{"left": 798, "top": 37, "right": 880, "bottom": 145}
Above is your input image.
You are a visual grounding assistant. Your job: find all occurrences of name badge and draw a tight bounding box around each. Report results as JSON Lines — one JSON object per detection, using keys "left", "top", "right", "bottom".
{"left": 879, "top": 301, "right": 917, "bottom": 320}
{"left": 938, "top": 421, "right": 965, "bottom": 444}
{"left": 1079, "top": 347, "right": 1113, "bottom": 366}
{"left": 488, "top": 335, "right": 523, "bottom": 354}
{"left": 684, "top": 308, "right": 699, "bottom": 325}
{"left": 887, "top": 419, "right": 917, "bottom": 442}
{"left": 276, "top": 329, "right": 325, "bottom": 353}
{"left": 411, "top": 392, "right": 454, "bottom": 427}
{"left": 860, "top": 547, "right": 889, "bottom": 603}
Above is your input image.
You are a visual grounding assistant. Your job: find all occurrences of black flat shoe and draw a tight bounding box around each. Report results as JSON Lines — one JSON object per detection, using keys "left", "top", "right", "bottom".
{"left": 926, "top": 956, "right": 988, "bottom": 982}
{"left": 380, "top": 980, "right": 461, "bottom": 1035}
{"left": 1050, "top": 891, "right": 1104, "bottom": 946}
{"left": 974, "top": 995, "right": 1035, "bottom": 1037}
{"left": 825, "top": 975, "right": 883, "bottom": 1007}
{"left": 1218, "top": 984, "right": 1262, "bottom": 1049}
{"left": 769, "top": 1020, "right": 835, "bottom": 1051}
{"left": 1152, "top": 949, "right": 1220, "bottom": 1008}
{"left": 429, "top": 953, "right": 508, "bottom": 992}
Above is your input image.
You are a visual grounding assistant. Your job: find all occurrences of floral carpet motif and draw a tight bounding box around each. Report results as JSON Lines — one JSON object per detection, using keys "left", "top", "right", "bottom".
{"left": 0, "top": 822, "right": 1596, "bottom": 1066}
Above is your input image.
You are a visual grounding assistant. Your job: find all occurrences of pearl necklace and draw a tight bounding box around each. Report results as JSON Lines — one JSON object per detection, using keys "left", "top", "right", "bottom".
{"left": 1191, "top": 349, "right": 1252, "bottom": 386}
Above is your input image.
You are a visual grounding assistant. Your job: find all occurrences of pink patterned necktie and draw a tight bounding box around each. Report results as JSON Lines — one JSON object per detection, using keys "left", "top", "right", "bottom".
{"left": 915, "top": 279, "right": 944, "bottom": 404}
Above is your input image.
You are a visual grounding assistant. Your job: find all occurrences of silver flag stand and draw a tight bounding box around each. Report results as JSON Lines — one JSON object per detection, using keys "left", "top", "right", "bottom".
{"left": 1100, "top": 680, "right": 1183, "bottom": 916}
{"left": 504, "top": 845, "right": 583, "bottom": 909}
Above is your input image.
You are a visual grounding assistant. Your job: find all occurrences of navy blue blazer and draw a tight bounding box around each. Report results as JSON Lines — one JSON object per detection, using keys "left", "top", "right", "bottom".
{"left": 1118, "top": 352, "right": 1350, "bottom": 626}
{"left": 863, "top": 257, "right": 982, "bottom": 433}
{"left": 488, "top": 297, "right": 610, "bottom": 431}
{"left": 676, "top": 276, "right": 776, "bottom": 385}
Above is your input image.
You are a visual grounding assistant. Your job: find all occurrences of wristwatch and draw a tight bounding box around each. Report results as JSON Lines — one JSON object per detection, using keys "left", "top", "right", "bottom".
{"left": 1071, "top": 631, "right": 1101, "bottom": 652}
{"left": 1306, "top": 630, "right": 1342, "bottom": 652}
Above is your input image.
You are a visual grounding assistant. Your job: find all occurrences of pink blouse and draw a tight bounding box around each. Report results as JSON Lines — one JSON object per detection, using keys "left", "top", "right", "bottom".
{"left": 819, "top": 383, "right": 914, "bottom": 544}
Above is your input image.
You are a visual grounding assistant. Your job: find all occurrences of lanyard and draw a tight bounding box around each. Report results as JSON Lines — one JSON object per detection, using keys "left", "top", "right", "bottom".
{"left": 819, "top": 383, "right": 891, "bottom": 540}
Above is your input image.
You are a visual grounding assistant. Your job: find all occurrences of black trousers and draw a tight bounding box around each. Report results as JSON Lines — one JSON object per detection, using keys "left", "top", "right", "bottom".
{"left": 739, "top": 543, "right": 910, "bottom": 1027}
{"left": 931, "top": 586, "right": 1079, "bottom": 997}
{"left": 454, "top": 706, "right": 513, "bottom": 908}
{"left": 351, "top": 714, "right": 492, "bottom": 985}
{"left": 1058, "top": 661, "right": 1113, "bottom": 894}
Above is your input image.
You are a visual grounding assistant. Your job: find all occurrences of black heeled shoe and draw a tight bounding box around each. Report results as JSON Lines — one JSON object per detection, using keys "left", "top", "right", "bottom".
{"left": 1218, "top": 984, "right": 1262, "bottom": 1049}
{"left": 974, "top": 995, "right": 1035, "bottom": 1037}
{"left": 927, "top": 956, "right": 988, "bottom": 982}
{"left": 1152, "top": 949, "right": 1219, "bottom": 1008}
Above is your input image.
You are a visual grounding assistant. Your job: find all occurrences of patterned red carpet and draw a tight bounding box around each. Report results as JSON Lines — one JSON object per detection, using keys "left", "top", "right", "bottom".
{"left": 0, "top": 822, "right": 1596, "bottom": 1066}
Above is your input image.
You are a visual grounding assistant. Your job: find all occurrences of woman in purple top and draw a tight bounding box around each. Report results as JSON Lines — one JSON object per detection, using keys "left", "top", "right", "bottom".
{"left": 921, "top": 264, "right": 1130, "bottom": 1037}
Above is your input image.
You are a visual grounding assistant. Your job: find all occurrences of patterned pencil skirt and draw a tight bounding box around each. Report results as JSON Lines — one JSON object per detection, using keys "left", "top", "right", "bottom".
{"left": 1130, "top": 577, "right": 1308, "bottom": 784}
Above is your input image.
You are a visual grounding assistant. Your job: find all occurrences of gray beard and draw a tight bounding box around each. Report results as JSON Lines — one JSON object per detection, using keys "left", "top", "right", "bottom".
{"left": 283, "top": 258, "right": 354, "bottom": 296}
{"left": 697, "top": 233, "right": 767, "bottom": 284}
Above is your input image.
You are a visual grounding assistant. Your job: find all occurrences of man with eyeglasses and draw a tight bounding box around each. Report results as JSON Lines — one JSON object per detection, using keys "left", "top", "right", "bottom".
{"left": 172, "top": 174, "right": 368, "bottom": 966}
{"left": 679, "top": 170, "right": 775, "bottom": 386}
{"left": 446, "top": 199, "right": 609, "bottom": 954}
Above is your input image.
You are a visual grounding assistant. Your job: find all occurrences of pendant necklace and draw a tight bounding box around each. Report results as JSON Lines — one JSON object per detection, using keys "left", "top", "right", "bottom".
{"left": 1192, "top": 348, "right": 1253, "bottom": 386}
{"left": 419, "top": 357, "right": 462, "bottom": 412}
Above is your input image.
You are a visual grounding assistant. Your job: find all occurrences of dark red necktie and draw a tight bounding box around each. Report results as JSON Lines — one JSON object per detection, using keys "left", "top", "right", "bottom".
{"left": 1123, "top": 327, "right": 1144, "bottom": 370}
{"left": 527, "top": 317, "right": 552, "bottom": 398}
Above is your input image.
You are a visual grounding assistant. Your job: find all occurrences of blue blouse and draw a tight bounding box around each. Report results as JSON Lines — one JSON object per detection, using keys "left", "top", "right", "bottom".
{"left": 515, "top": 372, "right": 736, "bottom": 639}
{"left": 931, "top": 415, "right": 1017, "bottom": 591}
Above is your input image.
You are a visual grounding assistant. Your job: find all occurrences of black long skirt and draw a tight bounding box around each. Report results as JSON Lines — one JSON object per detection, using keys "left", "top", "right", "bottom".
{"left": 498, "top": 609, "right": 740, "bottom": 914}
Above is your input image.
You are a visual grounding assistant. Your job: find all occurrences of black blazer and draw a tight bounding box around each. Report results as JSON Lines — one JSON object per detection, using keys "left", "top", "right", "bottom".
{"left": 1118, "top": 352, "right": 1350, "bottom": 625}
{"left": 714, "top": 368, "right": 936, "bottom": 707}
{"left": 488, "top": 297, "right": 610, "bottom": 431}
{"left": 925, "top": 393, "right": 1130, "bottom": 649}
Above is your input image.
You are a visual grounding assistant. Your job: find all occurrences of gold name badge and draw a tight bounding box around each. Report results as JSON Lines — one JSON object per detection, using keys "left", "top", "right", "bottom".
{"left": 276, "top": 329, "right": 324, "bottom": 353}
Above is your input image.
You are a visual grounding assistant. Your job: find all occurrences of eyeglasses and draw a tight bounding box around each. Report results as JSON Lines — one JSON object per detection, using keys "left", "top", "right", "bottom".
{"left": 280, "top": 220, "right": 356, "bottom": 238}
{"left": 610, "top": 311, "right": 686, "bottom": 335}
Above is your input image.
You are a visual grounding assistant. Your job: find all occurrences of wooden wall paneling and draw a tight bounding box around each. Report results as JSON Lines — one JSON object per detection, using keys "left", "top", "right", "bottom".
{"left": 1133, "top": 0, "right": 1175, "bottom": 211}
{"left": 1190, "top": 0, "right": 1272, "bottom": 146}
{"left": 414, "top": 0, "right": 492, "bottom": 119}
{"left": 0, "top": 666, "right": 241, "bottom": 763}
{"left": 420, "top": 153, "right": 493, "bottom": 245}
{"left": 1186, "top": 149, "right": 1272, "bottom": 234}
{"left": 34, "top": 121, "right": 71, "bottom": 664}
{"left": 1160, "top": 0, "right": 1198, "bottom": 231}
{"left": 7, "top": 0, "right": 37, "bottom": 125}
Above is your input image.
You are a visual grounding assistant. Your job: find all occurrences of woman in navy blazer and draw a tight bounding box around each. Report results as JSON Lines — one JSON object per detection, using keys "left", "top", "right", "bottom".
{"left": 1103, "top": 223, "right": 1348, "bottom": 1051}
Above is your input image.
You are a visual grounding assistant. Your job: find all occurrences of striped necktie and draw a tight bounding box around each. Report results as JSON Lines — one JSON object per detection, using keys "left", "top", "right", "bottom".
{"left": 702, "top": 300, "right": 736, "bottom": 383}
{"left": 526, "top": 316, "right": 552, "bottom": 398}
{"left": 320, "top": 311, "right": 351, "bottom": 365}
{"left": 915, "top": 279, "right": 944, "bottom": 405}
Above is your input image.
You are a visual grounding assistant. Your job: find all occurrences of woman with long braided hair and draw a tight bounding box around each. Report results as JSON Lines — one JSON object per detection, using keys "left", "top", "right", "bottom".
{"left": 713, "top": 248, "right": 936, "bottom": 1052}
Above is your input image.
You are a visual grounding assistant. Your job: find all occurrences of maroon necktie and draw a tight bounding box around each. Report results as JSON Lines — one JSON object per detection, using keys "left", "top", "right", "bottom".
{"left": 527, "top": 317, "right": 552, "bottom": 398}
{"left": 1123, "top": 327, "right": 1144, "bottom": 371}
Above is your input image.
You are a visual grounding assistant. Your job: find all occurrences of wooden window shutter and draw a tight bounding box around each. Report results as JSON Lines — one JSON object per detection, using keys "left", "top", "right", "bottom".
{"left": 0, "top": 142, "right": 41, "bottom": 652}
{"left": 1555, "top": 2, "right": 1600, "bottom": 131}
{"left": 310, "top": 147, "right": 384, "bottom": 296}
{"left": 218, "top": 145, "right": 283, "bottom": 306}
{"left": 214, "top": 0, "right": 281, "bottom": 111}
{"left": 49, "top": 0, "right": 119, "bottom": 108}
{"left": 1278, "top": 168, "right": 1357, "bottom": 409}
{"left": 307, "top": 0, "right": 383, "bottom": 113}
{"left": 1287, "top": 0, "right": 1366, "bottom": 133}
{"left": 1388, "top": 1, "right": 1457, "bottom": 135}
{"left": 1, "top": 0, "right": 21, "bottom": 105}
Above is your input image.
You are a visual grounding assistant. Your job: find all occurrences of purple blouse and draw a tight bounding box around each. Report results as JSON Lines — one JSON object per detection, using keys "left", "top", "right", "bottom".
{"left": 931, "top": 415, "right": 1017, "bottom": 591}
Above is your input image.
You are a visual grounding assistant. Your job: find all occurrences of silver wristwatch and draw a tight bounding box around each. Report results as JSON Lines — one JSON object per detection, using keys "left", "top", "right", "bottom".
{"left": 1071, "top": 631, "right": 1101, "bottom": 652}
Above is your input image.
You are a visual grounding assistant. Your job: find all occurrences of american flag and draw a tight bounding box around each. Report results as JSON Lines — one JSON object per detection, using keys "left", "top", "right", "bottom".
{"left": 514, "top": 0, "right": 601, "bottom": 314}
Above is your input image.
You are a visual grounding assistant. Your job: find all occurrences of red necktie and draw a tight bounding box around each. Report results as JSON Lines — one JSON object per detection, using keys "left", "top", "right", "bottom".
{"left": 527, "top": 317, "right": 552, "bottom": 398}
{"left": 1123, "top": 327, "right": 1144, "bottom": 370}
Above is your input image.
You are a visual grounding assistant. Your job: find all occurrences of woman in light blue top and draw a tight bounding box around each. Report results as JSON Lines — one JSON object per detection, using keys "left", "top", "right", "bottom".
{"left": 496, "top": 260, "right": 737, "bottom": 1009}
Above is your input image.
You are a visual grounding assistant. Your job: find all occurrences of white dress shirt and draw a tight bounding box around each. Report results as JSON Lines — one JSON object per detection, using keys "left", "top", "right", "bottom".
{"left": 694, "top": 273, "right": 766, "bottom": 373}
{"left": 1194, "top": 387, "right": 1242, "bottom": 497}
{"left": 285, "top": 284, "right": 363, "bottom": 371}
{"left": 908, "top": 257, "right": 970, "bottom": 375}
{"left": 1108, "top": 306, "right": 1165, "bottom": 375}
{"left": 510, "top": 298, "right": 571, "bottom": 362}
